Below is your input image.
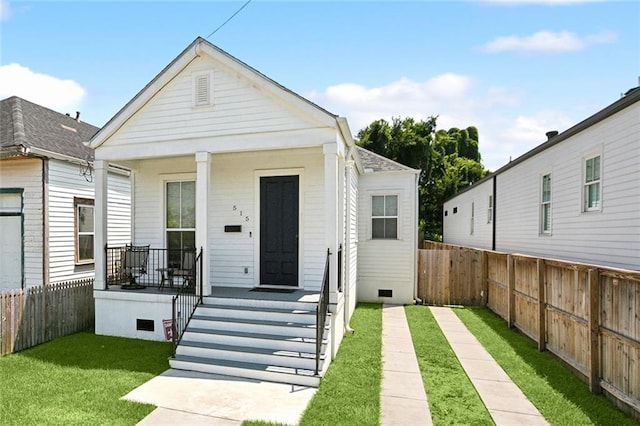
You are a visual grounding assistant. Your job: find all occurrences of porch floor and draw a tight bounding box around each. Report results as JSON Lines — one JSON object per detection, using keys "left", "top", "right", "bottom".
{"left": 211, "top": 286, "right": 320, "bottom": 304}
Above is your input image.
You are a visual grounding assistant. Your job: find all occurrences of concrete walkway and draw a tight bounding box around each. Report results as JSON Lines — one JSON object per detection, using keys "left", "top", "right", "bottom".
{"left": 430, "top": 306, "right": 548, "bottom": 425}
{"left": 381, "top": 304, "right": 432, "bottom": 425}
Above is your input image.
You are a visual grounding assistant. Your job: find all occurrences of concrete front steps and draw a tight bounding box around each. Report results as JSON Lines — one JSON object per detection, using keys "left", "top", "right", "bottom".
{"left": 169, "top": 294, "right": 330, "bottom": 387}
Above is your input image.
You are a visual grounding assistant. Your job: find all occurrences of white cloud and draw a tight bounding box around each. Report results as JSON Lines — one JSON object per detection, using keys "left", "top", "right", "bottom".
{"left": 481, "top": 30, "right": 616, "bottom": 53}
{"left": 0, "top": 0, "right": 10, "bottom": 21}
{"left": 0, "top": 63, "right": 86, "bottom": 111}
{"left": 306, "top": 75, "right": 550, "bottom": 171}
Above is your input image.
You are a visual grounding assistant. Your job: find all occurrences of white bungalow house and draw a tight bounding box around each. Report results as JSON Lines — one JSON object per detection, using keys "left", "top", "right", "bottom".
{"left": 0, "top": 96, "right": 130, "bottom": 291}
{"left": 443, "top": 86, "right": 640, "bottom": 271}
{"left": 89, "top": 37, "right": 419, "bottom": 386}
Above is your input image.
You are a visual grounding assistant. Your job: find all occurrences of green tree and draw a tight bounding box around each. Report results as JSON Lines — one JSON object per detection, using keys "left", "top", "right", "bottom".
{"left": 356, "top": 118, "right": 488, "bottom": 241}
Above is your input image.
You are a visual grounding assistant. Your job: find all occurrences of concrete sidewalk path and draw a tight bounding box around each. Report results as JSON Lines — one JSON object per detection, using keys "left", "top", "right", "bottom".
{"left": 124, "top": 369, "right": 316, "bottom": 425}
{"left": 381, "top": 304, "right": 432, "bottom": 425}
{"left": 430, "top": 306, "right": 548, "bottom": 425}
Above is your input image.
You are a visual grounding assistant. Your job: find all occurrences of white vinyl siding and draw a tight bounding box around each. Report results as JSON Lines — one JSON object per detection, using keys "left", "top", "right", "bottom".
{"left": 444, "top": 100, "right": 640, "bottom": 270}
{"left": 48, "top": 160, "right": 131, "bottom": 283}
{"left": 0, "top": 158, "right": 43, "bottom": 288}
{"left": 358, "top": 172, "right": 416, "bottom": 304}
{"left": 443, "top": 178, "right": 494, "bottom": 250}
{"left": 132, "top": 148, "right": 326, "bottom": 291}
{"left": 104, "top": 57, "right": 324, "bottom": 151}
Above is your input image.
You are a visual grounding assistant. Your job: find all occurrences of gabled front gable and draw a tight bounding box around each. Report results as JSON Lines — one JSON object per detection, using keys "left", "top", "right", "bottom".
{"left": 90, "top": 38, "right": 341, "bottom": 160}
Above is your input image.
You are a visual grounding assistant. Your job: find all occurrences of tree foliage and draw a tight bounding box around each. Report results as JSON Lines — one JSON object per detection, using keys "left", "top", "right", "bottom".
{"left": 356, "top": 117, "right": 488, "bottom": 240}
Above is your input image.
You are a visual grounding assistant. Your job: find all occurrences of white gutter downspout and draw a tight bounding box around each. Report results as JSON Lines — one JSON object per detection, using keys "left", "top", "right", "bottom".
{"left": 343, "top": 158, "right": 355, "bottom": 335}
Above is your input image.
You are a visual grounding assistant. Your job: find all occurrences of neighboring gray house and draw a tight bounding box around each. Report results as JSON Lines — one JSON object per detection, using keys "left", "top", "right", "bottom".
{"left": 443, "top": 86, "right": 640, "bottom": 271}
{"left": 0, "top": 96, "right": 131, "bottom": 291}
{"left": 88, "top": 37, "right": 419, "bottom": 386}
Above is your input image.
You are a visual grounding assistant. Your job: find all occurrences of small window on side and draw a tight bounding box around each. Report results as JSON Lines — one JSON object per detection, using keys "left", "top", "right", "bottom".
{"left": 372, "top": 195, "right": 398, "bottom": 239}
{"left": 75, "top": 198, "right": 94, "bottom": 264}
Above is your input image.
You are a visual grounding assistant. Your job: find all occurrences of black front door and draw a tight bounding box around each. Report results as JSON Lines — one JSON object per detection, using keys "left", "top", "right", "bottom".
{"left": 260, "top": 175, "right": 299, "bottom": 286}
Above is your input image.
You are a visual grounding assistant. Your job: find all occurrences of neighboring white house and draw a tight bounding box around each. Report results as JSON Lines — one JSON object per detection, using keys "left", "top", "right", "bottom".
{"left": 0, "top": 96, "right": 131, "bottom": 291}
{"left": 88, "top": 37, "right": 419, "bottom": 386}
{"left": 443, "top": 86, "right": 640, "bottom": 271}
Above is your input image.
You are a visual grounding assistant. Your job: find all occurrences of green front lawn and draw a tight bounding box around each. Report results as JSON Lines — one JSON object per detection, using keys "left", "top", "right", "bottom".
{"left": 455, "top": 307, "right": 637, "bottom": 426}
{"left": 0, "top": 332, "right": 172, "bottom": 426}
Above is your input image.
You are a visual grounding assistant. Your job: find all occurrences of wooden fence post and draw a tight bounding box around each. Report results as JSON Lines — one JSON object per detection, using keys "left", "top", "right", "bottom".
{"left": 481, "top": 250, "right": 488, "bottom": 307}
{"left": 507, "top": 254, "right": 515, "bottom": 328}
{"left": 537, "top": 259, "right": 546, "bottom": 351}
{"left": 588, "top": 268, "right": 601, "bottom": 394}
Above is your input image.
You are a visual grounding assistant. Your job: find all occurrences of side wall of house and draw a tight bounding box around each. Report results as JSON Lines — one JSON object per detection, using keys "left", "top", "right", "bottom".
{"left": 442, "top": 178, "right": 494, "bottom": 250}
{"left": 496, "top": 104, "right": 640, "bottom": 270}
{"left": 357, "top": 171, "right": 417, "bottom": 304}
{"left": 48, "top": 159, "right": 131, "bottom": 282}
{"left": 0, "top": 157, "right": 43, "bottom": 288}
{"left": 132, "top": 147, "right": 326, "bottom": 290}
{"left": 345, "top": 163, "right": 358, "bottom": 321}
{"left": 443, "top": 103, "right": 640, "bottom": 270}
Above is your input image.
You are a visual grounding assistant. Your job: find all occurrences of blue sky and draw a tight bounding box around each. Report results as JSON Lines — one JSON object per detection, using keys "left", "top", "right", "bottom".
{"left": 1, "top": 0, "right": 638, "bottom": 170}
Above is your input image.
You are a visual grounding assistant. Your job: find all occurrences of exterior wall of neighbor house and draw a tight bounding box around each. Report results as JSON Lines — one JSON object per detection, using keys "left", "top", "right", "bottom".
{"left": 344, "top": 163, "right": 358, "bottom": 320}
{"left": 443, "top": 178, "right": 494, "bottom": 250}
{"left": 357, "top": 171, "right": 417, "bottom": 304}
{"left": 0, "top": 157, "right": 44, "bottom": 289}
{"left": 131, "top": 147, "right": 327, "bottom": 290}
{"left": 443, "top": 101, "right": 640, "bottom": 271}
{"left": 47, "top": 159, "right": 131, "bottom": 283}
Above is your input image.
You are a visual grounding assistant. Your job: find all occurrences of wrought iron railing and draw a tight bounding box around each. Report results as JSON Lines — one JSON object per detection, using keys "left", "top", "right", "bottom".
{"left": 337, "top": 244, "right": 343, "bottom": 292}
{"left": 316, "top": 248, "right": 331, "bottom": 375}
{"left": 172, "top": 248, "right": 203, "bottom": 354}
{"left": 105, "top": 246, "right": 197, "bottom": 291}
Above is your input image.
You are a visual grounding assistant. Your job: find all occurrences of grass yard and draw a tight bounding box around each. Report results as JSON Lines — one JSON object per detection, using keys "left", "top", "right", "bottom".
{"left": 455, "top": 307, "right": 637, "bottom": 426}
{"left": 0, "top": 332, "right": 172, "bottom": 426}
{"left": 404, "top": 305, "right": 494, "bottom": 425}
{"left": 296, "top": 303, "right": 382, "bottom": 426}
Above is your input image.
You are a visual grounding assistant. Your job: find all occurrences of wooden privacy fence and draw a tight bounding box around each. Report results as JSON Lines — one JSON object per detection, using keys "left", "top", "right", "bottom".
{"left": 0, "top": 279, "right": 95, "bottom": 355}
{"left": 419, "top": 241, "right": 640, "bottom": 419}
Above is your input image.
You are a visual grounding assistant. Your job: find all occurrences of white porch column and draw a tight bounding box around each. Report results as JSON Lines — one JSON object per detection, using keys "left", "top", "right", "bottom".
{"left": 323, "top": 143, "right": 339, "bottom": 297}
{"left": 195, "top": 152, "right": 211, "bottom": 296}
{"left": 94, "top": 160, "right": 109, "bottom": 290}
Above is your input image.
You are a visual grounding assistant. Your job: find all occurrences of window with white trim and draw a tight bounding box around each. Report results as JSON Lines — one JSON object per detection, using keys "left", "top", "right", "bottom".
{"left": 75, "top": 198, "right": 94, "bottom": 264}
{"left": 487, "top": 195, "right": 493, "bottom": 224}
{"left": 166, "top": 181, "right": 196, "bottom": 267}
{"left": 372, "top": 195, "right": 397, "bottom": 239}
{"left": 540, "top": 174, "right": 551, "bottom": 234}
{"left": 584, "top": 155, "right": 601, "bottom": 211}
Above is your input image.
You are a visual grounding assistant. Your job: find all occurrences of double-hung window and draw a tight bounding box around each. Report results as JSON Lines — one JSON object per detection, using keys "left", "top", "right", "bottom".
{"left": 540, "top": 174, "right": 551, "bottom": 234}
{"left": 75, "top": 198, "right": 94, "bottom": 264}
{"left": 372, "top": 195, "right": 397, "bottom": 239}
{"left": 166, "top": 181, "right": 196, "bottom": 267}
{"left": 584, "top": 155, "right": 601, "bottom": 211}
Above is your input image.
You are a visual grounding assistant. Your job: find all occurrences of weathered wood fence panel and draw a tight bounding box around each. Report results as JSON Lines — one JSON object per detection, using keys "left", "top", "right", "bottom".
{"left": 417, "top": 245, "right": 485, "bottom": 306}
{"left": 419, "top": 241, "right": 640, "bottom": 419}
{"left": 0, "top": 279, "right": 94, "bottom": 355}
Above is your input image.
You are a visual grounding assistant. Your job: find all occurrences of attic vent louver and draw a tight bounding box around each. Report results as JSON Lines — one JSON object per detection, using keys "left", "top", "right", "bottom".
{"left": 194, "top": 72, "right": 212, "bottom": 106}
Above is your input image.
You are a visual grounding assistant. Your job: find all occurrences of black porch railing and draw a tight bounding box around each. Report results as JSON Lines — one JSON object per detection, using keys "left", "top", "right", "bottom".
{"left": 172, "top": 248, "right": 203, "bottom": 354}
{"left": 337, "top": 244, "right": 343, "bottom": 292}
{"left": 105, "top": 246, "right": 198, "bottom": 291}
{"left": 316, "top": 248, "right": 331, "bottom": 376}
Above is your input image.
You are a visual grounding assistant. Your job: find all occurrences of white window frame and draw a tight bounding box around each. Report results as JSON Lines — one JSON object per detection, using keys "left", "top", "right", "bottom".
{"left": 371, "top": 193, "right": 399, "bottom": 240}
{"left": 583, "top": 154, "right": 602, "bottom": 212}
{"left": 487, "top": 195, "right": 493, "bottom": 224}
{"left": 470, "top": 202, "right": 475, "bottom": 235}
{"left": 540, "top": 173, "right": 552, "bottom": 235}
{"left": 162, "top": 174, "right": 197, "bottom": 258}
{"left": 192, "top": 71, "right": 214, "bottom": 107}
{"left": 74, "top": 197, "right": 94, "bottom": 265}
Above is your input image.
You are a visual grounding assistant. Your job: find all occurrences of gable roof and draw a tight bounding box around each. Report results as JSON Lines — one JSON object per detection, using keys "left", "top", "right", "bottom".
{"left": 1, "top": 96, "right": 98, "bottom": 161}
{"left": 356, "top": 146, "right": 420, "bottom": 174}
{"left": 90, "top": 37, "right": 341, "bottom": 149}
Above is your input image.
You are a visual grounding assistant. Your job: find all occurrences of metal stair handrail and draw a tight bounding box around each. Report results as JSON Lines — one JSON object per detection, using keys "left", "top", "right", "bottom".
{"left": 172, "top": 247, "right": 203, "bottom": 354}
{"left": 316, "top": 248, "right": 331, "bottom": 375}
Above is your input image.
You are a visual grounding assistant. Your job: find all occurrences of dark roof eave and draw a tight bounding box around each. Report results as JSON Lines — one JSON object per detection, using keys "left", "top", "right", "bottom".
{"left": 445, "top": 87, "right": 640, "bottom": 202}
